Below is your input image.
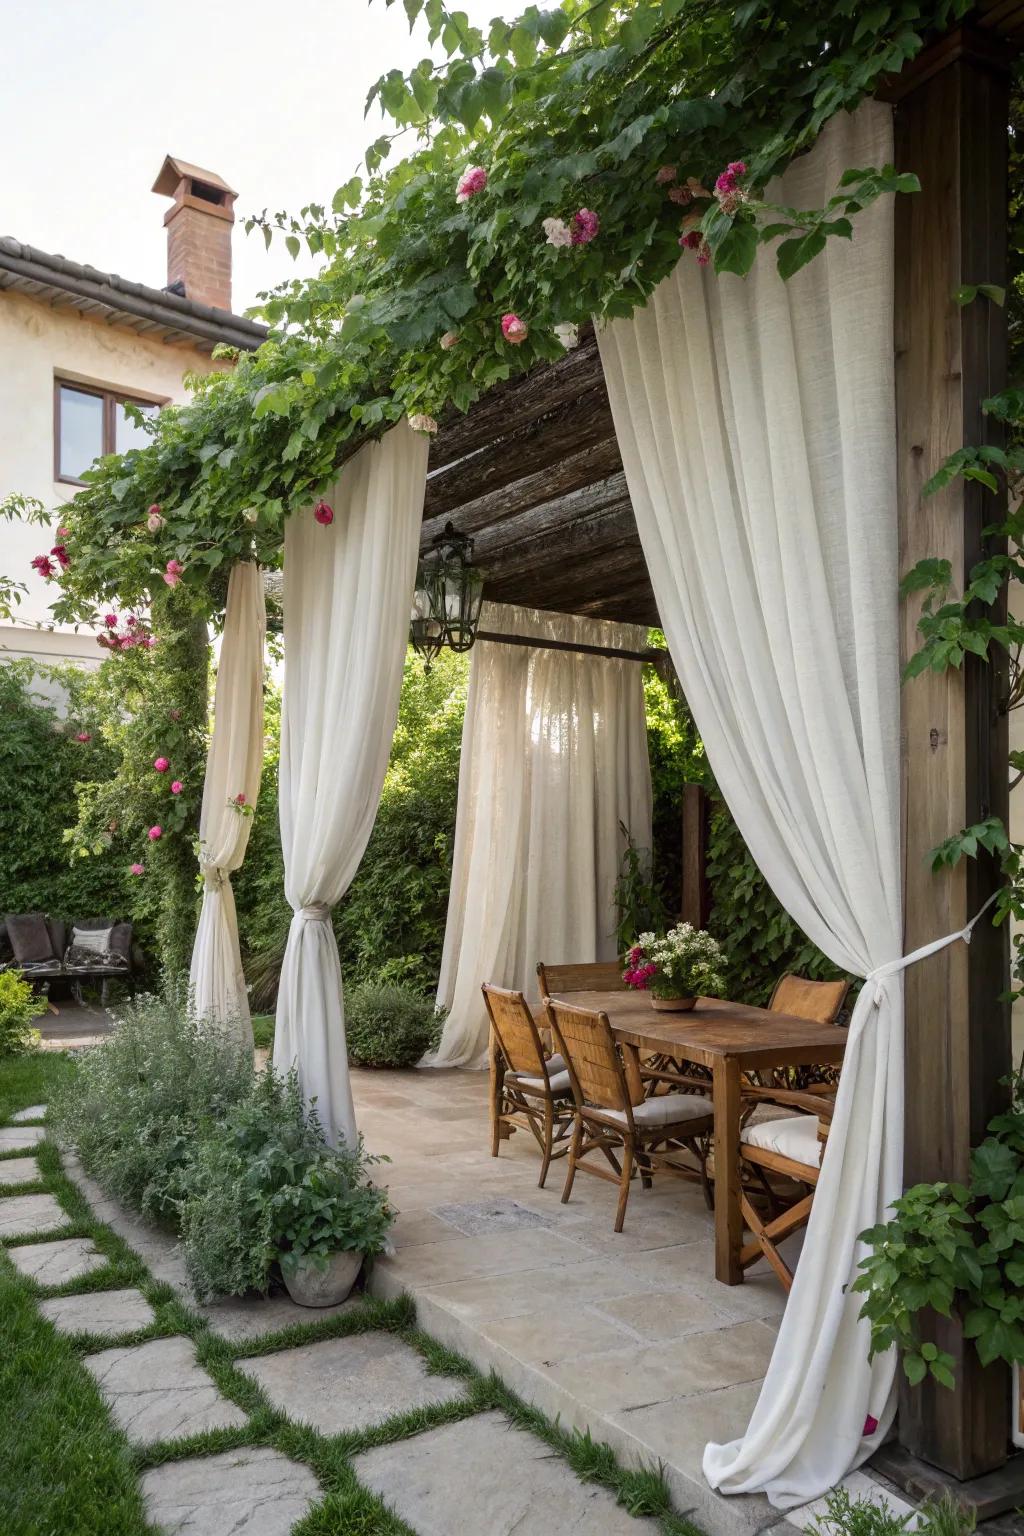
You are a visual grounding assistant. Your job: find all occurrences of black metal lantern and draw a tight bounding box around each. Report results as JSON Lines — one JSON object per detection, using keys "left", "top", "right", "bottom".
{"left": 409, "top": 521, "right": 484, "bottom": 665}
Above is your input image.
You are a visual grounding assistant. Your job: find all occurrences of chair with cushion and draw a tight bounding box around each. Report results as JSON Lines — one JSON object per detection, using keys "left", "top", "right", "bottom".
{"left": 62, "top": 919, "right": 136, "bottom": 1005}
{"left": 547, "top": 998, "right": 714, "bottom": 1231}
{"left": 482, "top": 983, "right": 575, "bottom": 1188}
{"left": 738, "top": 1086, "right": 835, "bottom": 1290}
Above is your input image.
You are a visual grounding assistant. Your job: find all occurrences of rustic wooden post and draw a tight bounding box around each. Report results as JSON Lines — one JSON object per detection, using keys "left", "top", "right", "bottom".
{"left": 681, "top": 783, "right": 710, "bottom": 928}
{"left": 885, "top": 29, "right": 1014, "bottom": 1491}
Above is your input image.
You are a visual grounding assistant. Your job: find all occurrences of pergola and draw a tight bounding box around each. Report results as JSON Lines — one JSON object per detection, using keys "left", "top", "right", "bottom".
{"left": 414, "top": 8, "right": 1021, "bottom": 1508}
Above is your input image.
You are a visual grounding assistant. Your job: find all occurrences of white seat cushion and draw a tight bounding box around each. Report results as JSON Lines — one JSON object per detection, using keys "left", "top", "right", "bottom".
{"left": 508, "top": 1069, "right": 571, "bottom": 1096}
{"left": 601, "top": 1092, "right": 711, "bottom": 1128}
{"left": 741, "top": 1114, "right": 823, "bottom": 1168}
{"left": 545, "top": 1054, "right": 566, "bottom": 1074}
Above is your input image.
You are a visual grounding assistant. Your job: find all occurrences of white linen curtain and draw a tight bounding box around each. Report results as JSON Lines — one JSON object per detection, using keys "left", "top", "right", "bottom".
{"left": 429, "top": 602, "right": 653, "bottom": 1069}
{"left": 189, "top": 561, "right": 266, "bottom": 1048}
{"left": 597, "top": 101, "right": 902, "bottom": 1507}
{"left": 273, "top": 419, "right": 428, "bottom": 1145}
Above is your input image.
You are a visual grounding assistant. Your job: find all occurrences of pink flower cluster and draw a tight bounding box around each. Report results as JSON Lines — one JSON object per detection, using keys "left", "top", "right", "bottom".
{"left": 97, "top": 612, "right": 155, "bottom": 652}
{"left": 679, "top": 228, "right": 711, "bottom": 266}
{"left": 714, "top": 160, "right": 747, "bottom": 216}
{"left": 147, "top": 504, "right": 166, "bottom": 533}
{"left": 501, "top": 313, "right": 528, "bottom": 345}
{"left": 163, "top": 558, "right": 185, "bottom": 588}
{"left": 623, "top": 944, "right": 658, "bottom": 990}
{"left": 571, "top": 208, "right": 599, "bottom": 245}
{"left": 314, "top": 501, "right": 334, "bottom": 526}
{"left": 456, "top": 165, "right": 487, "bottom": 203}
{"left": 31, "top": 554, "right": 55, "bottom": 580}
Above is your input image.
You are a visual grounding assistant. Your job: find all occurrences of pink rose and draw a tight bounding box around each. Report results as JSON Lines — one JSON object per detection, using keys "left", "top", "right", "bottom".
{"left": 501, "top": 313, "right": 528, "bottom": 345}
{"left": 76, "top": 731, "right": 91, "bottom": 743}
{"left": 314, "top": 501, "right": 334, "bottom": 526}
{"left": 163, "top": 558, "right": 184, "bottom": 588}
{"left": 153, "top": 757, "right": 170, "bottom": 773}
{"left": 571, "top": 208, "right": 600, "bottom": 245}
{"left": 542, "top": 216, "right": 572, "bottom": 248}
{"left": 129, "top": 863, "right": 145, "bottom": 876}
{"left": 103, "top": 613, "right": 118, "bottom": 628}
{"left": 171, "top": 780, "right": 183, "bottom": 794}
{"left": 456, "top": 165, "right": 487, "bottom": 203}
{"left": 148, "top": 825, "right": 162, "bottom": 841}
{"left": 51, "top": 544, "right": 70, "bottom": 569}
{"left": 440, "top": 331, "right": 459, "bottom": 349}
{"left": 147, "top": 506, "right": 166, "bottom": 533}
{"left": 234, "top": 792, "right": 246, "bottom": 806}
{"left": 863, "top": 1415, "right": 879, "bottom": 1436}
{"left": 655, "top": 165, "right": 677, "bottom": 185}
{"left": 31, "top": 554, "right": 55, "bottom": 580}
{"left": 57, "top": 526, "right": 69, "bottom": 539}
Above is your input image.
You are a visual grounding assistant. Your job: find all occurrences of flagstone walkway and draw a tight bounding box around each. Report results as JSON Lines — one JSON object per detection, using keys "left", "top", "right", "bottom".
{"left": 0, "top": 1090, "right": 923, "bottom": 1536}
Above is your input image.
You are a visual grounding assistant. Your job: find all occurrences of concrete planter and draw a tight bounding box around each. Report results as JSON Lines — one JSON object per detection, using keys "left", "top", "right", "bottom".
{"left": 282, "top": 1250, "right": 362, "bottom": 1308}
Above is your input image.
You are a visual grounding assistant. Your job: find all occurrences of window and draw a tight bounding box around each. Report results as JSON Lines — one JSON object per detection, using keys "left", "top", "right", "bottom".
{"left": 55, "top": 380, "right": 162, "bottom": 484}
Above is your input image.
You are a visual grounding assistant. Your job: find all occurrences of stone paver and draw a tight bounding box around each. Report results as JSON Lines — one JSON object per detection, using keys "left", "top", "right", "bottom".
{"left": 199, "top": 1291, "right": 358, "bottom": 1343}
{"left": 352, "top": 1409, "right": 662, "bottom": 1535}
{"left": 0, "top": 1192, "right": 67, "bottom": 1238}
{"left": 40, "top": 1287, "right": 156, "bottom": 1339}
{"left": 84, "top": 1335, "right": 248, "bottom": 1445}
{"left": 141, "top": 1446, "right": 320, "bottom": 1536}
{"left": 8, "top": 1236, "right": 105, "bottom": 1284}
{"left": 235, "top": 1331, "right": 468, "bottom": 1435}
{"left": 0, "top": 1127, "right": 44, "bottom": 1152}
{"left": 0, "top": 1157, "right": 41, "bottom": 1188}
{"left": 11, "top": 1104, "right": 46, "bottom": 1123}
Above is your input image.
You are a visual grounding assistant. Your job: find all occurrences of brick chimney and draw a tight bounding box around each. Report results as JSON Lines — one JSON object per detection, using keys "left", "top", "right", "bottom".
{"left": 152, "top": 156, "right": 237, "bottom": 313}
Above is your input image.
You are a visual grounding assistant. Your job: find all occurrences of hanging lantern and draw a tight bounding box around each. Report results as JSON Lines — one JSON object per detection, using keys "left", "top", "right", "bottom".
{"left": 409, "top": 521, "right": 484, "bottom": 665}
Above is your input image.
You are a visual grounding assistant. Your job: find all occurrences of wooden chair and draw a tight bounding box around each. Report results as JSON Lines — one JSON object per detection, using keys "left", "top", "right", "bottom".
{"left": 546, "top": 999, "right": 715, "bottom": 1231}
{"left": 482, "top": 983, "right": 575, "bottom": 1188}
{"left": 738, "top": 1086, "right": 835, "bottom": 1290}
{"left": 765, "top": 973, "right": 850, "bottom": 1089}
{"left": 536, "top": 960, "right": 627, "bottom": 998}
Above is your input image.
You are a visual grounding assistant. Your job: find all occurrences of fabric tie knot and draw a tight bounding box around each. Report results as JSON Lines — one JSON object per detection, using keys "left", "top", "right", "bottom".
{"left": 203, "top": 868, "right": 228, "bottom": 890}
{"left": 864, "top": 889, "right": 1001, "bottom": 1006}
{"left": 298, "top": 902, "right": 330, "bottom": 921}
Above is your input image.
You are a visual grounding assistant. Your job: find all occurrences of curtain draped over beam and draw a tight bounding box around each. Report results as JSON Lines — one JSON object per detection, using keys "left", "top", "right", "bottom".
{"left": 428, "top": 601, "right": 653, "bottom": 1070}
{"left": 189, "top": 560, "right": 266, "bottom": 1049}
{"left": 597, "top": 101, "right": 902, "bottom": 1507}
{"left": 273, "top": 418, "right": 428, "bottom": 1146}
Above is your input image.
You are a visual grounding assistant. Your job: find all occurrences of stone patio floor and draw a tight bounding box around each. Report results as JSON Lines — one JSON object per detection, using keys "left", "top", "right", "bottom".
{"left": 0, "top": 1081, "right": 923, "bottom": 1536}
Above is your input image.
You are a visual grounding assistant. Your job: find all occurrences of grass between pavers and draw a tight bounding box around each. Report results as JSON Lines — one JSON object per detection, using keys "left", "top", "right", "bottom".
{"left": 0, "top": 1054, "right": 706, "bottom": 1536}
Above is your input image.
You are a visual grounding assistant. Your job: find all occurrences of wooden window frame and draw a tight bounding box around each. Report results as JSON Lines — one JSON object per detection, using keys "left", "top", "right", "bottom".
{"left": 53, "top": 378, "right": 166, "bottom": 487}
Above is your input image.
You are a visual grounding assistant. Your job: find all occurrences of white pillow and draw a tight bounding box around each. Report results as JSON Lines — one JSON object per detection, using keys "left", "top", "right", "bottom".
{"left": 71, "top": 926, "right": 113, "bottom": 955}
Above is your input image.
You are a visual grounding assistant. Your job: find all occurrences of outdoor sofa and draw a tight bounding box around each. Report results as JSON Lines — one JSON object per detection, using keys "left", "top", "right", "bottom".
{"left": 0, "top": 912, "right": 143, "bottom": 1006}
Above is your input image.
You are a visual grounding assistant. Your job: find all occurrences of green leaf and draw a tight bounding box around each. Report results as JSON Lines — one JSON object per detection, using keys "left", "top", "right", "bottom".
{"left": 776, "top": 229, "right": 827, "bottom": 281}
{"left": 714, "top": 221, "right": 759, "bottom": 277}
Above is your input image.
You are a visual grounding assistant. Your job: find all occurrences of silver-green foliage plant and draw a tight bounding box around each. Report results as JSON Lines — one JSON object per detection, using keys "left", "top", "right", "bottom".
{"left": 180, "top": 1069, "right": 392, "bottom": 1300}
{"left": 0, "top": 971, "right": 41, "bottom": 1058}
{"left": 50, "top": 990, "right": 255, "bottom": 1222}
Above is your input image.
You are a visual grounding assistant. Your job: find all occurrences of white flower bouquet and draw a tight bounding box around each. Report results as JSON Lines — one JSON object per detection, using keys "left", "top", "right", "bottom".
{"left": 623, "top": 923, "right": 725, "bottom": 1005}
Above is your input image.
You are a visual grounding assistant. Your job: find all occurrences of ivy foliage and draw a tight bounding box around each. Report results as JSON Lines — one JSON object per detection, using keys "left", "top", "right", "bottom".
{"left": 21, "top": 0, "right": 965, "bottom": 627}
{"left": 854, "top": 1074, "right": 1024, "bottom": 1387}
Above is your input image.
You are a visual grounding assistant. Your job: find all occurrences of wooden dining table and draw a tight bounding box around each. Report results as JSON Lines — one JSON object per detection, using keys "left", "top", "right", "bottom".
{"left": 538, "top": 991, "right": 847, "bottom": 1285}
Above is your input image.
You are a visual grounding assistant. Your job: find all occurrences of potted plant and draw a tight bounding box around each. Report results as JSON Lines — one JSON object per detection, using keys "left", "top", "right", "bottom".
{"left": 270, "top": 1143, "right": 394, "bottom": 1307}
{"left": 623, "top": 924, "right": 725, "bottom": 1012}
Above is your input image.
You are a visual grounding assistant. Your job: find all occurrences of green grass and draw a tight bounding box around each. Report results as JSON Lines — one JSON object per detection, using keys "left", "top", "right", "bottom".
{"left": 251, "top": 1013, "right": 275, "bottom": 1049}
{"left": 0, "top": 1049, "right": 703, "bottom": 1536}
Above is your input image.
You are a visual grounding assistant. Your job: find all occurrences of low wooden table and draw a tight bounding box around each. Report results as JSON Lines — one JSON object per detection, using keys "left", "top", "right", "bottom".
{"left": 544, "top": 991, "right": 847, "bottom": 1285}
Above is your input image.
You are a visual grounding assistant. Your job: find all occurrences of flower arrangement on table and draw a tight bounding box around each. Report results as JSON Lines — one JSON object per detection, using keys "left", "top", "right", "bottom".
{"left": 623, "top": 924, "right": 725, "bottom": 1012}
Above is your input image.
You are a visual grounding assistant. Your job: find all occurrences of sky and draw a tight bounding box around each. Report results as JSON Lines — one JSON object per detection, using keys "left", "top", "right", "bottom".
{"left": 2, "top": 0, "right": 500, "bottom": 315}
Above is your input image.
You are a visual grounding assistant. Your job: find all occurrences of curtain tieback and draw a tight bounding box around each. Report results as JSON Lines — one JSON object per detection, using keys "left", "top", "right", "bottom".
{"left": 297, "top": 902, "right": 330, "bottom": 921}
{"left": 203, "top": 868, "right": 229, "bottom": 890}
{"left": 865, "top": 889, "right": 1001, "bottom": 1004}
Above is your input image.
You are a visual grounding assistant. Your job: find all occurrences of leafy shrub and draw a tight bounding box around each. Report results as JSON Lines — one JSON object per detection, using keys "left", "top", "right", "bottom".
{"left": 809, "top": 1486, "right": 974, "bottom": 1536}
{"left": 180, "top": 1069, "right": 391, "bottom": 1300}
{"left": 0, "top": 971, "right": 41, "bottom": 1058}
{"left": 50, "top": 990, "right": 254, "bottom": 1222}
{"left": 345, "top": 982, "right": 444, "bottom": 1068}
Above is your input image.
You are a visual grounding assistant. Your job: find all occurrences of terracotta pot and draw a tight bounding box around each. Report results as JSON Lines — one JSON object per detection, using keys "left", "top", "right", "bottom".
{"left": 282, "top": 1250, "right": 362, "bottom": 1307}
{"left": 651, "top": 994, "right": 697, "bottom": 1013}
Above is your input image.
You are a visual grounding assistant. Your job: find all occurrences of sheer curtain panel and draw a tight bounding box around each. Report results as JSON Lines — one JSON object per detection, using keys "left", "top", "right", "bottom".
{"left": 597, "top": 101, "right": 902, "bottom": 1506}
{"left": 273, "top": 419, "right": 428, "bottom": 1145}
{"left": 189, "top": 561, "right": 266, "bottom": 1048}
{"left": 430, "top": 602, "right": 653, "bottom": 1070}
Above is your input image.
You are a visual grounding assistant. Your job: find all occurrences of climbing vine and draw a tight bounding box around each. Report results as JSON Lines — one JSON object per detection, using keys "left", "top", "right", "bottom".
{"left": 5, "top": 0, "right": 966, "bottom": 631}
